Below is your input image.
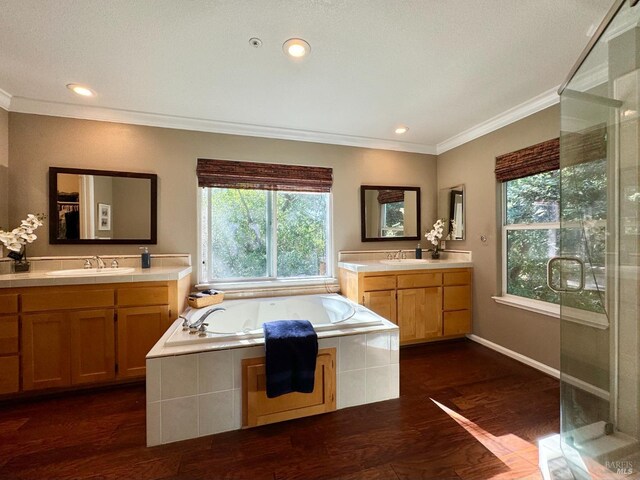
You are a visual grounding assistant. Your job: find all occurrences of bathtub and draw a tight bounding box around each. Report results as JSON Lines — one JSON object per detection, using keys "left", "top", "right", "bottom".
{"left": 146, "top": 293, "right": 399, "bottom": 446}
{"left": 164, "top": 293, "right": 384, "bottom": 347}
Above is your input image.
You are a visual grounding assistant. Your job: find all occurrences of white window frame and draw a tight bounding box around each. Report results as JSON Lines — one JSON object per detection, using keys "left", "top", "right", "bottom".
{"left": 497, "top": 174, "right": 609, "bottom": 329}
{"left": 199, "top": 188, "right": 334, "bottom": 285}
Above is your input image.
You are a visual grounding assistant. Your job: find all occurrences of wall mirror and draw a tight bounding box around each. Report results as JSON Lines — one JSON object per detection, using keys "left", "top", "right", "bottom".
{"left": 49, "top": 167, "right": 157, "bottom": 244}
{"left": 360, "top": 185, "right": 421, "bottom": 242}
{"left": 438, "top": 184, "right": 465, "bottom": 240}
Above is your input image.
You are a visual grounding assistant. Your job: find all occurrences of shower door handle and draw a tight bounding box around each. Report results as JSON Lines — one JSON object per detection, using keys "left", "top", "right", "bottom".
{"left": 547, "top": 257, "right": 585, "bottom": 292}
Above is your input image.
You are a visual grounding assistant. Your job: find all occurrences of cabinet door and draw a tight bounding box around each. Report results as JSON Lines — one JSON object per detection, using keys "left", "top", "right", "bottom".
{"left": 22, "top": 312, "right": 71, "bottom": 391}
{"left": 363, "top": 290, "right": 397, "bottom": 324}
{"left": 117, "top": 305, "right": 169, "bottom": 378}
{"left": 397, "top": 287, "right": 442, "bottom": 343}
{"left": 71, "top": 309, "right": 116, "bottom": 385}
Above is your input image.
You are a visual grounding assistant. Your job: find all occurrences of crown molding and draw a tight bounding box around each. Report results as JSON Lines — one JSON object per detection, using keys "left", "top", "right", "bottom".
{"left": 6, "top": 85, "right": 564, "bottom": 156}
{"left": 8, "top": 96, "right": 438, "bottom": 155}
{"left": 436, "top": 86, "right": 560, "bottom": 155}
{"left": 0, "top": 88, "right": 11, "bottom": 111}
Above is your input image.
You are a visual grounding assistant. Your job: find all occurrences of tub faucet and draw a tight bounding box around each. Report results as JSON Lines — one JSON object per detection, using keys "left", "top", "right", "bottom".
{"left": 93, "top": 255, "right": 106, "bottom": 269}
{"left": 188, "top": 306, "right": 226, "bottom": 333}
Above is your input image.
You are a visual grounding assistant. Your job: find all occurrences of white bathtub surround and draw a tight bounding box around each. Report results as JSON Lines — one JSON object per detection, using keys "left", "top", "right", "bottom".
{"left": 146, "top": 294, "right": 399, "bottom": 446}
{"left": 338, "top": 249, "right": 472, "bottom": 273}
{"left": 0, "top": 253, "right": 191, "bottom": 287}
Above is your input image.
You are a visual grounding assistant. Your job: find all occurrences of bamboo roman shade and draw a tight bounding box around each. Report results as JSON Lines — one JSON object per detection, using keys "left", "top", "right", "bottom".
{"left": 377, "top": 190, "right": 405, "bottom": 204}
{"left": 495, "top": 138, "right": 559, "bottom": 182}
{"left": 196, "top": 159, "right": 333, "bottom": 193}
{"left": 562, "top": 125, "right": 607, "bottom": 167}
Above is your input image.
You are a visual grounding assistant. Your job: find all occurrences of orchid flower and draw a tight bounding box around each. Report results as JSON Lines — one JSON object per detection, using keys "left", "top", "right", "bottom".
{"left": 0, "top": 214, "right": 45, "bottom": 255}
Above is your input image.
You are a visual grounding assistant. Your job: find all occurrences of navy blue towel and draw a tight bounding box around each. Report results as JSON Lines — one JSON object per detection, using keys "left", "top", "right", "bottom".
{"left": 263, "top": 320, "right": 319, "bottom": 399}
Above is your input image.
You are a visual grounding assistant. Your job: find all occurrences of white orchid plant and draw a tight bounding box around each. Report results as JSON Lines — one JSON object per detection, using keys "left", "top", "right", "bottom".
{"left": 425, "top": 219, "right": 445, "bottom": 256}
{"left": 0, "top": 214, "right": 44, "bottom": 260}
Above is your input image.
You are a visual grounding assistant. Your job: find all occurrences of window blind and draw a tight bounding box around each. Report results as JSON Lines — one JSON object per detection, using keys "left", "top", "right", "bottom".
{"left": 377, "top": 190, "right": 405, "bottom": 204}
{"left": 196, "top": 159, "right": 333, "bottom": 193}
{"left": 495, "top": 138, "right": 559, "bottom": 182}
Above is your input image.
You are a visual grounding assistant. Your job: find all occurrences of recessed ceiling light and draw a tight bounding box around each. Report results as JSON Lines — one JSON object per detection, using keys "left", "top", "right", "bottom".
{"left": 66, "top": 84, "right": 95, "bottom": 97}
{"left": 249, "top": 37, "right": 262, "bottom": 48}
{"left": 283, "top": 38, "right": 310, "bottom": 58}
{"left": 395, "top": 126, "right": 409, "bottom": 134}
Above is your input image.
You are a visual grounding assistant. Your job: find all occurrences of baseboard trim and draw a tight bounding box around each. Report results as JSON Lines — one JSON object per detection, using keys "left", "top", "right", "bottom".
{"left": 466, "top": 334, "right": 560, "bottom": 378}
{"left": 466, "top": 334, "right": 610, "bottom": 401}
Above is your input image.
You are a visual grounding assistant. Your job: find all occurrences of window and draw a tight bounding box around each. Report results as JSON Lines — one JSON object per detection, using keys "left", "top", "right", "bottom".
{"left": 503, "top": 170, "right": 560, "bottom": 304}
{"left": 502, "top": 162, "right": 607, "bottom": 314}
{"left": 380, "top": 202, "right": 405, "bottom": 237}
{"left": 200, "top": 188, "right": 331, "bottom": 282}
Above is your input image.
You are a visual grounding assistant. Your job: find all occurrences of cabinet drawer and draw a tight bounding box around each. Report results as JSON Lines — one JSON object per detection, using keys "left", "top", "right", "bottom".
{"left": 117, "top": 286, "right": 169, "bottom": 307}
{"left": 397, "top": 273, "right": 442, "bottom": 289}
{"left": 22, "top": 289, "right": 114, "bottom": 312}
{"left": 443, "top": 270, "right": 471, "bottom": 286}
{"left": 0, "top": 316, "right": 18, "bottom": 354}
{"left": 0, "top": 355, "right": 19, "bottom": 394}
{"left": 363, "top": 275, "right": 396, "bottom": 292}
{"left": 443, "top": 310, "right": 471, "bottom": 336}
{"left": 0, "top": 295, "right": 18, "bottom": 314}
{"left": 443, "top": 285, "right": 471, "bottom": 311}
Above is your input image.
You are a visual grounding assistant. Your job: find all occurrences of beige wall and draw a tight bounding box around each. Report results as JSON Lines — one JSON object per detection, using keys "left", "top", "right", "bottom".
{"left": 8, "top": 113, "right": 437, "bottom": 276}
{"left": 0, "top": 108, "right": 8, "bottom": 230}
{"left": 437, "top": 105, "right": 561, "bottom": 368}
{"left": 112, "top": 177, "right": 151, "bottom": 239}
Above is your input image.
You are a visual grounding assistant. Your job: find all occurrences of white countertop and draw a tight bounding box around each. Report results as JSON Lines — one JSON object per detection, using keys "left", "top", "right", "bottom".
{"left": 0, "top": 266, "right": 192, "bottom": 288}
{"left": 338, "top": 259, "right": 473, "bottom": 273}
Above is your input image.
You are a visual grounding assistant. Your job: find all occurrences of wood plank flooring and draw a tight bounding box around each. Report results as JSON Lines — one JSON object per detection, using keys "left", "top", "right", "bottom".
{"left": 0, "top": 340, "right": 559, "bottom": 480}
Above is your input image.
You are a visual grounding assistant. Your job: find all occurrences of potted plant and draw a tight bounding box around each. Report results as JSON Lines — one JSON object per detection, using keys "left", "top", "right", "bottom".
{"left": 0, "top": 214, "right": 44, "bottom": 273}
{"left": 425, "top": 219, "right": 445, "bottom": 259}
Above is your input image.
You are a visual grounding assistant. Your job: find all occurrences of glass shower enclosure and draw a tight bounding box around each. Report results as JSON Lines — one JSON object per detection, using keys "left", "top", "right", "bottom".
{"left": 553, "top": 0, "right": 640, "bottom": 477}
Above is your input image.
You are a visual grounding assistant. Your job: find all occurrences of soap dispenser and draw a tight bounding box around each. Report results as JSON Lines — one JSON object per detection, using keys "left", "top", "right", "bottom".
{"left": 415, "top": 243, "right": 422, "bottom": 259}
{"left": 139, "top": 247, "right": 151, "bottom": 269}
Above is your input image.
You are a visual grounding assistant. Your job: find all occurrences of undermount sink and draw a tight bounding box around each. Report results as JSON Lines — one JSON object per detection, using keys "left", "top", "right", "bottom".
{"left": 45, "top": 267, "right": 136, "bottom": 277}
{"left": 380, "top": 259, "right": 432, "bottom": 265}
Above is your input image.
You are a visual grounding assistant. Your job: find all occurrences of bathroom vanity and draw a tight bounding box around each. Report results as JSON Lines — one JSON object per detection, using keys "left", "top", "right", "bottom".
{"left": 338, "top": 251, "right": 473, "bottom": 345}
{"left": 0, "top": 257, "right": 191, "bottom": 396}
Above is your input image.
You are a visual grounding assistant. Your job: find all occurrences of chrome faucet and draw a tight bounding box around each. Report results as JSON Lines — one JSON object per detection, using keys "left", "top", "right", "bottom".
{"left": 188, "top": 306, "right": 226, "bottom": 333}
{"left": 394, "top": 250, "right": 402, "bottom": 260}
{"left": 93, "top": 255, "right": 106, "bottom": 269}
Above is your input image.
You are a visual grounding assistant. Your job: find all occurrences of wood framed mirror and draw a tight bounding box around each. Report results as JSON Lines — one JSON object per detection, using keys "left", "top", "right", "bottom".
{"left": 49, "top": 167, "right": 157, "bottom": 244}
{"left": 438, "top": 184, "right": 465, "bottom": 240}
{"left": 360, "top": 185, "right": 421, "bottom": 242}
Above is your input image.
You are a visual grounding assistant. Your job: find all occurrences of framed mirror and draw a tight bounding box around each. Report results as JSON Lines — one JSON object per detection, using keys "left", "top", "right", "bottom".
{"left": 360, "top": 185, "right": 421, "bottom": 242}
{"left": 438, "top": 184, "right": 465, "bottom": 240}
{"left": 49, "top": 167, "right": 157, "bottom": 244}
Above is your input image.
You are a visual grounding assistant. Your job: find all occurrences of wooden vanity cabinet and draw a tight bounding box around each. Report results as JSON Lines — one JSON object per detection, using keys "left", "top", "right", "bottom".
{"left": 0, "top": 294, "right": 20, "bottom": 394}
{"left": 1, "top": 277, "right": 189, "bottom": 397}
{"left": 339, "top": 267, "right": 472, "bottom": 345}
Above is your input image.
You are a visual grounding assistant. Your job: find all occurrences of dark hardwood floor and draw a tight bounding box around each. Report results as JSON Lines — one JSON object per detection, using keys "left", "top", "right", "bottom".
{"left": 0, "top": 340, "right": 559, "bottom": 480}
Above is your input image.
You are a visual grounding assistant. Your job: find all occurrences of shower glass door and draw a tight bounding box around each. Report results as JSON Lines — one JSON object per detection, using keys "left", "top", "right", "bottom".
{"left": 558, "top": 0, "right": 640, "bottom": 476}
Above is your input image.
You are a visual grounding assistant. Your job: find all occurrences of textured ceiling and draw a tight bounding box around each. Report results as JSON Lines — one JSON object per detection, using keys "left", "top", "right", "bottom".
{"left": 0, "top": 0, "right": 612, "bottom": 151}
